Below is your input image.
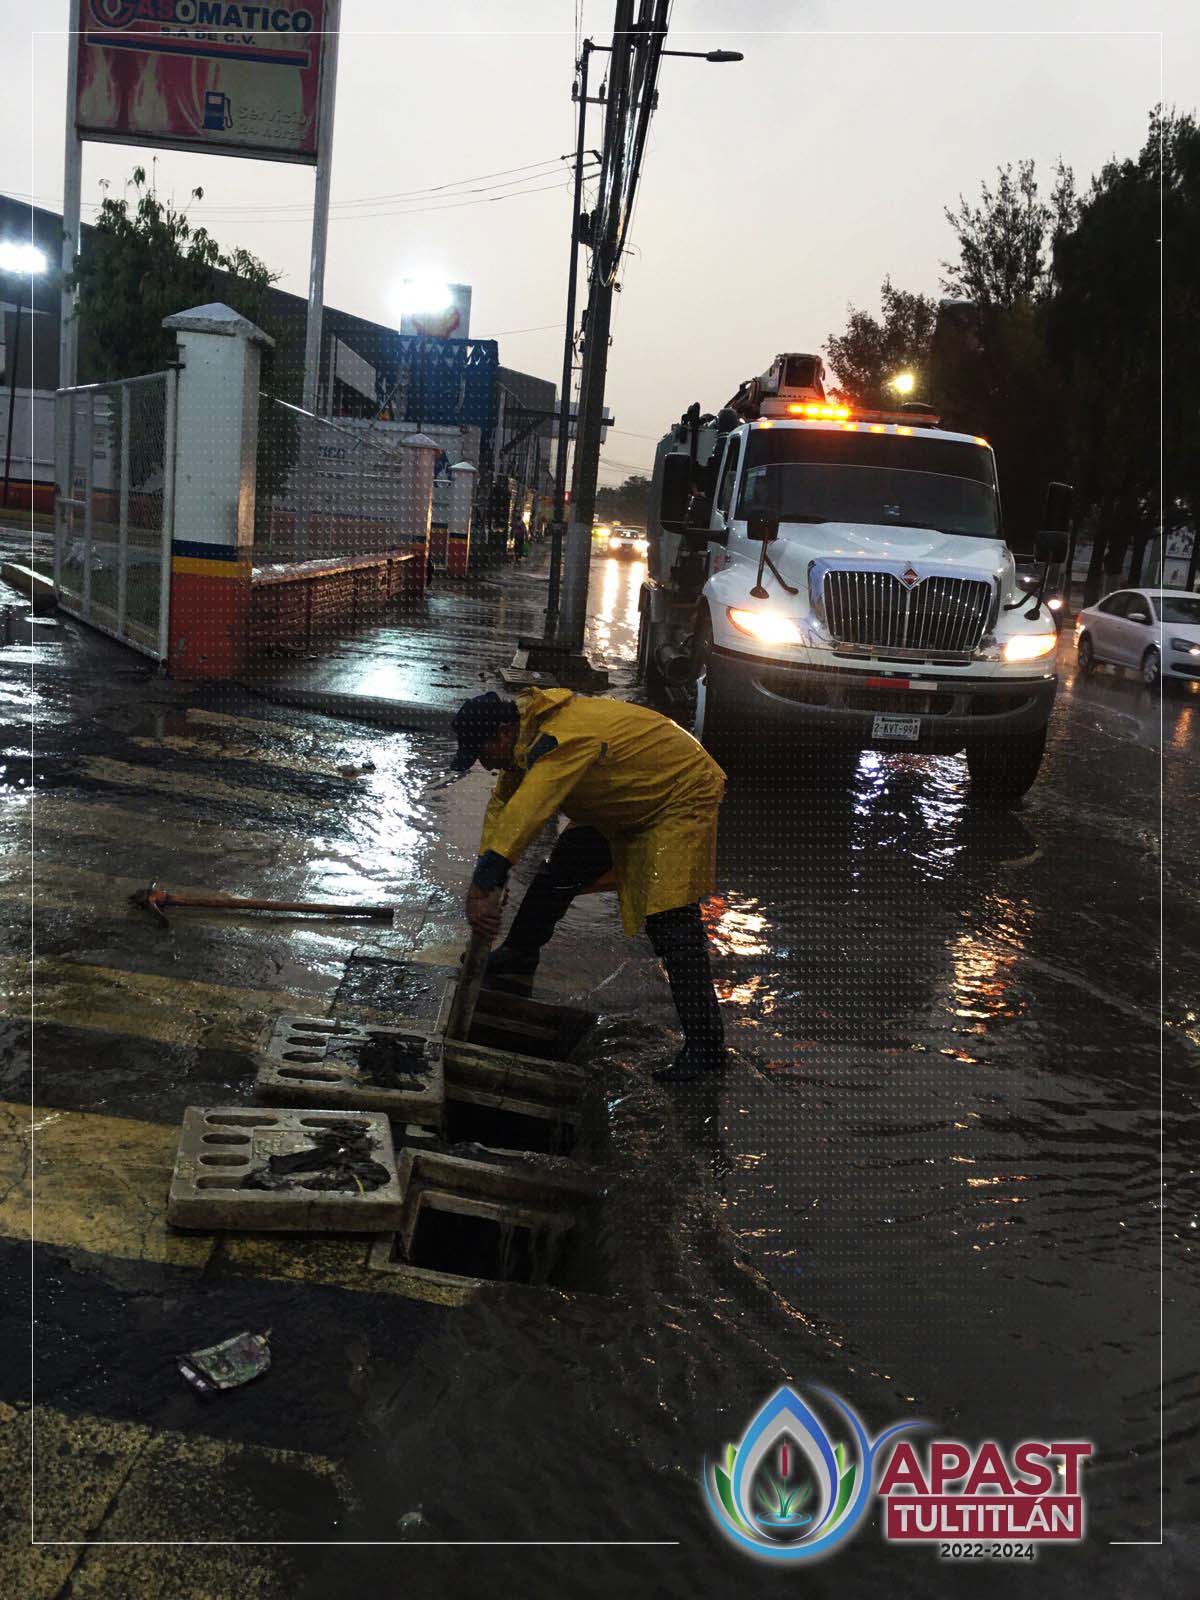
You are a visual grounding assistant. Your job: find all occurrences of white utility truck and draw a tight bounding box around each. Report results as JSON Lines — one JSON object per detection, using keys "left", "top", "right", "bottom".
{"left": 637, "top": 352, "right": 1071, "bottom": 805}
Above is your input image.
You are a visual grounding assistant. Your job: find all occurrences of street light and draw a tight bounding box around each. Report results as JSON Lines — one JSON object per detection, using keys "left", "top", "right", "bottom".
{"left": 1, "top": 240, "right": 49, "bottom": 510}
{"left": 395, "top": 277, "right": 454, "bottom": 317}
{"left": 0, "top": 242, "right": 47, "bottom": 277}
{"left": 889, "top": 371, "right": 916, "bottom": 396}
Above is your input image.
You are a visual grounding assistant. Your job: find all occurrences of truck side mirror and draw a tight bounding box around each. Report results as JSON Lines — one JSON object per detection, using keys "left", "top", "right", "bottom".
{"left": 1035, "top": 527, "right": 1069, "bottom": 563}
{"left": 1034, "top": 481, "right": 1073, "bottom": 563}
{"left": 746, "top": 512, "right": 780, "bottom": 543}
{"left": 659, "top": 453, "right": 693, "bottom": 534}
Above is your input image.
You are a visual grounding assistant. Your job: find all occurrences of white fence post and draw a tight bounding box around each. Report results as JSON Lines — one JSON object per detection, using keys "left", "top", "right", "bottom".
{"left": 161, "top": 303, "right": 273, "bottom": 678}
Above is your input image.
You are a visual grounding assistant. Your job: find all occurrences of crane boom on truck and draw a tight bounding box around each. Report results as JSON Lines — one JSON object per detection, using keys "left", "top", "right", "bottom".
{"left": 637, "top": 350, "right": 1072, "bottom": 806}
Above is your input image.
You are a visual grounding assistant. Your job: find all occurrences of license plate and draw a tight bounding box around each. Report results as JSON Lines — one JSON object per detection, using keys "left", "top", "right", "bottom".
{"left": 872, "top": 713, "right": 921, "bottom": 741}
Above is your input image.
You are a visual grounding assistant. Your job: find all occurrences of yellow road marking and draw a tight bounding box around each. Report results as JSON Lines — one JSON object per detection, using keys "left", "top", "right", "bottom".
{"left": 3, "top": 1403, "right": 351, "bottom": 1596}
{"left": 187, "top": 706, "right": 297, "bottom": 735}
{"left": 80, "top": 756, "right": 331, "bottom": 813}
{"left": 1, "top": 1100, "right": 471, "bottom": 1307}
{"left": 130, "top": 732, "right": 356, "bottom": 781}
{"left": 17, "top": 796, "right": 291, "bottom": 858}
{"left": 5, "top": 949, "right": 420, "bottom": 1046}
{"left": 21, "top": 794, "right": 393, "bottom": 870}
{"left": 5, "top": 956, "right": 299, "bottom": 1051}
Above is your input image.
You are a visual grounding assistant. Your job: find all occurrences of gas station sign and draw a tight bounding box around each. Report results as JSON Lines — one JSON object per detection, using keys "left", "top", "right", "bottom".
{"left": 75, "top": 0, "right": 328, "bottom": 163}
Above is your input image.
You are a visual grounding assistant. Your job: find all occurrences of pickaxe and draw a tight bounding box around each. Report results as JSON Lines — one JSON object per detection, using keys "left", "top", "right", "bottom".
{"left": 131, "top": 880, "right": 397, "bottom": 928}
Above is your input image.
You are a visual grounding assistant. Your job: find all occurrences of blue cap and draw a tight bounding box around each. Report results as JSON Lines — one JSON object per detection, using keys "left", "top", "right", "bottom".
{"left": 449, "top": 692, "right": 518, "bottom": 771}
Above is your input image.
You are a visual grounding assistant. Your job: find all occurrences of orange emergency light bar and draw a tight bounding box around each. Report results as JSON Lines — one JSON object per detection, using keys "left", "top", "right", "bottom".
{"left": 786, "top": 402, "right": 851, "bottom": 419}
{"left": 780, "top": 401, "right": 948, "bottom": 429}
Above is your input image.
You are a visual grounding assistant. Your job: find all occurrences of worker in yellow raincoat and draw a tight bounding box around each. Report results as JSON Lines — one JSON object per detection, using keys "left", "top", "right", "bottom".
{"left": 449, "top": 688, "right": 727, "bottom": 1082}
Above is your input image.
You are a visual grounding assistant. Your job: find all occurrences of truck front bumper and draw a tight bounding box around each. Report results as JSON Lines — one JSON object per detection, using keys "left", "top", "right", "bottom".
{"left": 709, "top": 645, "right": 1056, "bottom": 753}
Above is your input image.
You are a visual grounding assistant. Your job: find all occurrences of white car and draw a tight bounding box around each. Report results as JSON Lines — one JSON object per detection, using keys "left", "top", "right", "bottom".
{"left": 1075, "top": 587, "right": 1200, "bottom": 689}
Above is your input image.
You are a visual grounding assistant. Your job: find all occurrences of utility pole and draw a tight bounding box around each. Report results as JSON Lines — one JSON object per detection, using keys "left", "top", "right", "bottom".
{"left": 557, "top": 0, "right": 646, "bottom": 652}
{"left": 544, "top": 44, "right": 593, "bottom": 637}
{"left": 553, "top": 2, "right": 741, "bottom": 654}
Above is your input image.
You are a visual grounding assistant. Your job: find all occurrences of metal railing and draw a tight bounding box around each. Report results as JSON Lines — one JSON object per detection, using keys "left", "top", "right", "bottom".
{"left": 53, "top": 370, "right": 176, "bottom": 660}
{"left": 255, "top": 397, "right": 432, "bottom": 566}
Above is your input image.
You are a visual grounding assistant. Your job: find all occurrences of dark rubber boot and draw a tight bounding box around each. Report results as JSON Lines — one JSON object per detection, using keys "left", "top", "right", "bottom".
{"left": 482, "top": 945, "right": 540, "bottom": 996}
{"left": 645, "top": 905, "right": 726, "bottom": 1083}
{"left": 482, "top": 867, "right": 582, "bottom": 994}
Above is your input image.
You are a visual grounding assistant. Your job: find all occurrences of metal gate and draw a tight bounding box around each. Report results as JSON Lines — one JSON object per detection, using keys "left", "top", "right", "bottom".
{"left": 54, "top": 371, "right": 177, "bottom": 660}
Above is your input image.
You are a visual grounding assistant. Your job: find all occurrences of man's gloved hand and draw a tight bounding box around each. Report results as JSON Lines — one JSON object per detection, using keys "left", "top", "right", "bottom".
{"left": 465, "top": 885, "right": 503, "bottom": 940}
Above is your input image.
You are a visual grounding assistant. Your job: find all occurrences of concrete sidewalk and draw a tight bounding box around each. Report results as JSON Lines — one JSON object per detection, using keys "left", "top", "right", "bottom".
{"left": 238, "top": 542, "right": 640, "bottom": 730}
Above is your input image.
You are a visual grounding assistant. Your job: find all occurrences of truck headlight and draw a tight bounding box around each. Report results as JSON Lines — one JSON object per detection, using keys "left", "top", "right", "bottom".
{"left": 1002, "top": 632, "right": 1058, "bottom": 663}
{"left": 727, "top": 606, "right": 804, "bottom": 646}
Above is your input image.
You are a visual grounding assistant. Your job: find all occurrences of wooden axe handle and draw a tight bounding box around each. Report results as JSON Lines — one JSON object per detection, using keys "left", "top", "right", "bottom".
{"left": 446, "top": 890, "right": 502, "bottom": 1041}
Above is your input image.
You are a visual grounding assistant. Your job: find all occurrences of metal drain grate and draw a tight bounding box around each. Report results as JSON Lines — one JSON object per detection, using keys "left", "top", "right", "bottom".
{"left": 254, "top": 1014, "right": 444, "bottom": 1127}
{"left": 168, "top": 1106, "right": 405, "bottom": 1232}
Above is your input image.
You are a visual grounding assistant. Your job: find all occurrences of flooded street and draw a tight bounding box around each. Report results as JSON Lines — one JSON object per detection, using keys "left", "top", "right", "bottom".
{"left": 3, "top": 554, "right": 1197, "bottom": 1598}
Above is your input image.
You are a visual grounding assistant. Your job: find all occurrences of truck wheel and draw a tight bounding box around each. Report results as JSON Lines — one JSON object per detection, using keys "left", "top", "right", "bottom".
{"left": 966, "top": 725, "right": 1048, "bottom": 809}
{"left": 693, "top": 615, "right": 740, "bottom": 763}
{"left": 636, "top": 607, "right": 669, "bottom": 702}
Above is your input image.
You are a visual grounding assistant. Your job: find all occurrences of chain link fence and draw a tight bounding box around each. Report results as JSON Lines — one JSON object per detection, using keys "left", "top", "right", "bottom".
{"left": 54, "top": 371, "right": 175, "bottom": 659}
{"left": 254, "top": 396, "right": 441, "bottom": 566}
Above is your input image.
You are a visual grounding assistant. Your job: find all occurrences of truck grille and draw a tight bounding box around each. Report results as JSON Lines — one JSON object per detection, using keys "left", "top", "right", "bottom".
{"left": 822, "top": 570, "right": 993, "bottom": 655}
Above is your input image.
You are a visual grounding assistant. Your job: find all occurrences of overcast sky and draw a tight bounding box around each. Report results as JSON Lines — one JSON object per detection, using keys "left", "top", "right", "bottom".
{"left": 3, "top": 1, "right": 1194, "bottom": 483}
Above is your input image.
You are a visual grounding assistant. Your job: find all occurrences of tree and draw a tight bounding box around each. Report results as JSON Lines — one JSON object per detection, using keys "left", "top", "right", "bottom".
{"left": 595, "top": 473, "right": 651, "bottom": 525}
{"left": 68, "top": 167, "right": 279, "bottom": 381}
{"left": 67, "top": 167, "right": 300, "bottom": 506}
{"left": 942, "top": 159, "right": 1078, "bottom": 309}
{"left": 1049, "top": 108, "right": 1199, "bottom": 600}
{"left": 823, "top": 278, "right": 938, "bottom": 406}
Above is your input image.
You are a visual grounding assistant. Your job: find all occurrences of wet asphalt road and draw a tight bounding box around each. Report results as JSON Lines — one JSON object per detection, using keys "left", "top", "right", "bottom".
{"left": 2, "top": 553, "right": 1197, "bottom": 1598}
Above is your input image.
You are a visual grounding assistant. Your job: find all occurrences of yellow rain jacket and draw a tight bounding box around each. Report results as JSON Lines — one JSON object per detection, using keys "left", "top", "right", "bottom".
{"left": 479, "top": 688, "right": 726, "bottom": 935}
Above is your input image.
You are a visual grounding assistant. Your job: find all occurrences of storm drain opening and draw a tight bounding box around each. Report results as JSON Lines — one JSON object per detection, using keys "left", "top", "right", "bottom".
{"left": 368, "top": 1147, "right": 600, "bottom": 1291}
{"left": 432, "top": 979, "right": 595, "bottom": 1155}
{"left": 168, "top": 1106, "right": 405, "bottom": 1233}
{"left": 406, "top": 1195, "right": 567, "bottom": 1285}
{"left": 459, "top": 987, "right": 597, "bottom": 1063}
{"left": 443, "top": 1097, "right": 577, "bottom": 1157}
{"left": 254, "top": 1013, "right": 443, "bottom": 1128}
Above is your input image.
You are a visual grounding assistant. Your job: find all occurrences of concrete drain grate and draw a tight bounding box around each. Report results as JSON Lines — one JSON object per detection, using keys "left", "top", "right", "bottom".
{"left": 168, "top": 1106, "right": 405, "bottom": 1232}
{"left": 438, "top": 985, "right": 595, "bottom": 1155}
{"left": 254, "top": 1014, "right": 443, "bottom": 1127}
{"left": 368, "top": 1148, "right": 598, "bottom": 1290}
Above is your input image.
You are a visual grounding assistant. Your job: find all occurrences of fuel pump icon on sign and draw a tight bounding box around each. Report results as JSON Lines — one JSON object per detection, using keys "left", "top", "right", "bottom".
{"left": 203, "top": 91, "right": 233, "bottom": 131}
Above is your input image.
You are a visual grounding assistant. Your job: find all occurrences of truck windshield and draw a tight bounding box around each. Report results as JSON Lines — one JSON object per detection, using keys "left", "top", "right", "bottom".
{"left": 737, "top": 428, "right": 1001, "bottom": 539}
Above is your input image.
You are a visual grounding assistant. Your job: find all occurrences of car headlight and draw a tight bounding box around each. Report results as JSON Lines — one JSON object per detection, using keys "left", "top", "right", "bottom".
{"left": 595, "top": 526, "right": 611, "bottom": 538}
{"left": 1002, "top": 631, "right": 1058, "bottom": 663}
{"left": 1170, "top": 637, "right": 1200, "bottom": 655}
{"left": 727, "top": 606, "right": 804, "bottom": 646}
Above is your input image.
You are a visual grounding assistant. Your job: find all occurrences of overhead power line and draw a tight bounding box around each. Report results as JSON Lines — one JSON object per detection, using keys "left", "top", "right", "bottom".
{"left": 4, "top": 151, "right": 598, "bottom": 222}
{"left": 181, "top": 154, "right": 595, "bottom": 214}
{"left": 187, "top": 173, "right": 594, "bottom": 224}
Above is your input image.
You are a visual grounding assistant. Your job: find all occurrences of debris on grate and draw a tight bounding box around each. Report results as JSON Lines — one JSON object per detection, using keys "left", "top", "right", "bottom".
{"left": 178, "top": 1330, "right": 271, "bottom": 1397}
{"left": 241, "top": 1125, "right": 392, "bottom": 1192}
{"left": 168, "top": 1106, "right": 405, "bottom": 1232}
{"left": 254, "top": 1014, "right": 443, "bottom": 1126}
{"left": 368, "top": 1146, "right": 599, "bottom": 1289}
